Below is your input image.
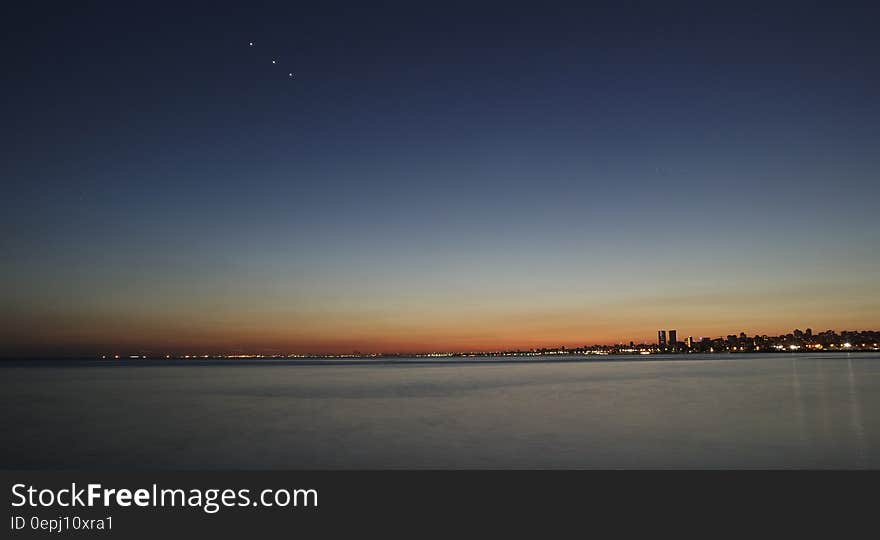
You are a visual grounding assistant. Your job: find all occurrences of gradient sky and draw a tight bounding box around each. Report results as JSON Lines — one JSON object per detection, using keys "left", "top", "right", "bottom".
{"left": 2, "top": 1, "right": 878, "bottom": 356}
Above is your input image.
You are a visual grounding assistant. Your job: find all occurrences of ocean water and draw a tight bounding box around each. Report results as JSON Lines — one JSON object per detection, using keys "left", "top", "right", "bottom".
{"left": 1, "top": 353, "right": 877, "bottom": 469}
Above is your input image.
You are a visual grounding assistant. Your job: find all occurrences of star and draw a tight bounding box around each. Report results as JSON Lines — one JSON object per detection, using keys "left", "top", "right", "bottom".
{"left": 272, "top": 59, "right": 276, "bottom": 64}
{"left": 288, "top": 73, "right": 293, "bottom": 78}
{"left": 249, "top": 42, "right": 254, "bottom": 47}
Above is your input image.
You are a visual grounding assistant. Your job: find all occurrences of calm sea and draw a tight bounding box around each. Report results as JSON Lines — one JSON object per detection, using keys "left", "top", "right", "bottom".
{"left": 1, "top": 353, "right": 877, "bottom": 469}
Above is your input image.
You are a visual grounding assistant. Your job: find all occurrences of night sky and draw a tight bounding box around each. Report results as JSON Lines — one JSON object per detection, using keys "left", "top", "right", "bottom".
{"left": 2, "top": 2, "right": 878, "bottom": 356}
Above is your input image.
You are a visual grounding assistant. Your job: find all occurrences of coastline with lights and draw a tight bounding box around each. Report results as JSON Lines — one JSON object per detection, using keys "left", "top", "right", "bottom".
{"left": 93, "top": 328, "right": 880, "bottom": 360}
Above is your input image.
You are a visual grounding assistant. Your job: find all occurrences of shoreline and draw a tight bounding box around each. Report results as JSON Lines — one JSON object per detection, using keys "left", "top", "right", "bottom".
{"left": 1, "top": 350, "right": 876, "bottom": 368}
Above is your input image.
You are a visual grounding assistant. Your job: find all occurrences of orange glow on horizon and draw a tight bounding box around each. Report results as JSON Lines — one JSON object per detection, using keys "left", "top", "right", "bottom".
{"left": 4, "top": 316, "right": 879, "bottom": 357}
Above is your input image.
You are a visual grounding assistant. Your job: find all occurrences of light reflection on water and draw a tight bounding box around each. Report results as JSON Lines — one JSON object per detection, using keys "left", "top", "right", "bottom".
{"left": 0, "top": 353, "right": 878, "bottom": 469}
{"left": 847, "top": 357, "right": 866, "bottom": 465}
{"left": 791, "top": 357, "right": 807, "bottom": 445}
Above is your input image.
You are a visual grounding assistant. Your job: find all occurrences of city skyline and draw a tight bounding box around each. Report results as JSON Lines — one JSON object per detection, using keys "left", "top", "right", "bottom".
{"left": 13, "top": 326, "right": 880, "bottom": 359}
{"left": 2, "top": 3, "right": 878, "bottom": 357}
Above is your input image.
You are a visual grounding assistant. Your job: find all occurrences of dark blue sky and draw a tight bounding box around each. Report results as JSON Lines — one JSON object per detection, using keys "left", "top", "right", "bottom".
{"left": 2, "top": 1, "right": 878, "bottom": 355}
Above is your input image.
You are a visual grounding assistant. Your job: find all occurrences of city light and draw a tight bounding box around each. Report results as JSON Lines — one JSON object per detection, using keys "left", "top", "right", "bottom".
{"left": 94, "top": 328, "right": 879, "bottom": 360}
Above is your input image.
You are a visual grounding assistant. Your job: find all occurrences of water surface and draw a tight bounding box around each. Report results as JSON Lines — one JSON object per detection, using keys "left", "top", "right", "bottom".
{"left": 1, "top": 353, "right": 877, "bottom": 469}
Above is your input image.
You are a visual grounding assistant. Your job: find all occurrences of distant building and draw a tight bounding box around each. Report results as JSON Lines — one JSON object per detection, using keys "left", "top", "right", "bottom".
{"left": 658, "top": 330, "right": 667, "bottom": 347}
{"left": 669, "top": 330, "right": 678, "bottom": 347}
{"left": 686, "top": 336, "right": 694, "bottom": 349}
